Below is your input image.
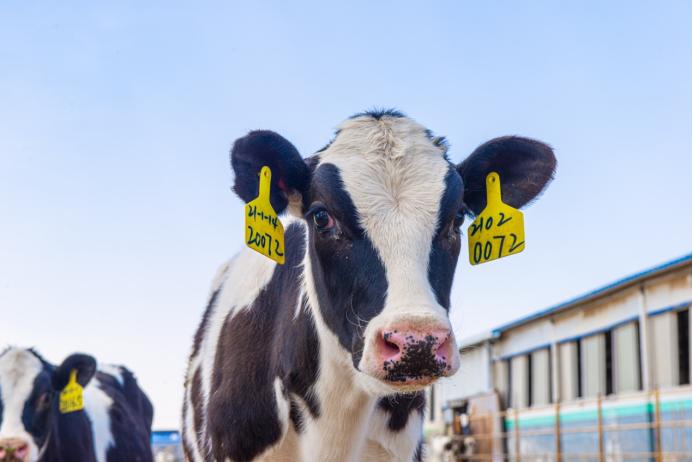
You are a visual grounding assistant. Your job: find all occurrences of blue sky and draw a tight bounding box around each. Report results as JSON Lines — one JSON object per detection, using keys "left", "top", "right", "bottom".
{"left": 0, "top": 1, "right": 690, "bottom": 429}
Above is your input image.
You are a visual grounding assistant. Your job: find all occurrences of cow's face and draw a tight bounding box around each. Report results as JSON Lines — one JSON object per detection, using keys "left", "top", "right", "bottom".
{"left": 0, "top": 348, "right": 96, "bottom": 462}
{"left": 231, "top": 110, "right": 555, "bottom": 394}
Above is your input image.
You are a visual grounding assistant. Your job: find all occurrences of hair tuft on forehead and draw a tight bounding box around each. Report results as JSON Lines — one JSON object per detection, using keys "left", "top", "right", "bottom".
{"left": 348, "top": 108, "right": 406, "bottom": 120}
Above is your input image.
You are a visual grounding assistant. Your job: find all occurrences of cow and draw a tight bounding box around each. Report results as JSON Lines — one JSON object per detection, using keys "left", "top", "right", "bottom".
{"left": 181, "top": 109, "right": 556, "bottom": 462}
{"left": 0, "top": 347, "right": 154, "bottom": 462}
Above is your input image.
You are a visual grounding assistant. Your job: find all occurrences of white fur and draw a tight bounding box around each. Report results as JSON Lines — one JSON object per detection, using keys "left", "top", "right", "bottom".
{"left": 0, "top": 349, "right": 43, "bottom": 461}
{"left": 84, "top": 379, "right": 114, "bottom": 462}
{"left": 98, "top": 364, "right": 123, "bottom": 386}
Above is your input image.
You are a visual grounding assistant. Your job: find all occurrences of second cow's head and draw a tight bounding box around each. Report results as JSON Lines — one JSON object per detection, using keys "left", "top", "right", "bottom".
{"left": 232, "top": 110, "right": 555, "bottom": 394}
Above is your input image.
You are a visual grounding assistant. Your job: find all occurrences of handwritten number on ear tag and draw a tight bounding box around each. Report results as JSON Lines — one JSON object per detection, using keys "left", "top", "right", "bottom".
{"left": 467, "top": 172, "right": 525, "bottom": 265}
{"left": 245, "top": 166, "right": 285, "bottom": 264}
{"left": 59, "top": 369, "right": 84, "bottom": 414}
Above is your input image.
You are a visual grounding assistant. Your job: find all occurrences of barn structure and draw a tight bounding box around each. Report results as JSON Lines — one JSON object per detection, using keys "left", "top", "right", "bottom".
{"left": 426, "top": 254, "right": 692, "bottom": 461}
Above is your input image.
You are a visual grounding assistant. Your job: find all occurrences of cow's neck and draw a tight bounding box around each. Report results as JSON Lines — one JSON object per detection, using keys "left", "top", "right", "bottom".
{"left": 39, "top": 412, "right": 97, "bottom": 462}
{"left": 300, "top": 256, "right": 378, "bottom": 461}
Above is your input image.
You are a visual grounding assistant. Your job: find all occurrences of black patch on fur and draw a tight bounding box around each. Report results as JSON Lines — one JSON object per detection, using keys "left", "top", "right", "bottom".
{"left": 428, "top": 168, "right": 464, "bottom": 309}
{"left": 307, "top": 164, "right": 388, "bottom": 368}
{"left": 22, "top": 369, "right": 54, "bottom": 452}
{"left": 457, "top": 136, "right": 556, "bottom": 215}
{"left": 276, "top": 295, "right": 321, "bottom": 419}
{"left": 349, "top": 108, "right": 406, "bottom": 120}
{"left": 231, "top": 130, "right": 311, "bottom": 214}
{"left": 377, "top": 392, "right": 425, "bottom": 431}
{"left": 205, "top": 224, "right": 321, "bottom": 462}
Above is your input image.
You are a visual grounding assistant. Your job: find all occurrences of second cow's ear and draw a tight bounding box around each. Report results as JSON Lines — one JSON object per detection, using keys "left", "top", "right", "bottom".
{"left": 457, "top": 136, "right": 556, "bottom": 216}
{"left": 231, "top": 130, "right": 311, "bottom": 215}
{"left": 52, "top": 353, "right": 97, "bottom": 390}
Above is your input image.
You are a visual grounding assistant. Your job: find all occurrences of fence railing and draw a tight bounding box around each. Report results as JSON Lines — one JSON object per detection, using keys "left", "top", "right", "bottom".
{"left": 433, "top": 387, "right": 691, "bottom": 462}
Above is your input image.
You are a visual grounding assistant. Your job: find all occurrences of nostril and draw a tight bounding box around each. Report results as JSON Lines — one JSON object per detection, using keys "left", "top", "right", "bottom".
{"left": 383, "top": 338, "right": 400, "bottom": 356}
{"left": 16, "top": 443, "right": 29, "bottom": 456}
{"left": 435, "top": 334, "right": 451, "bottom": 360}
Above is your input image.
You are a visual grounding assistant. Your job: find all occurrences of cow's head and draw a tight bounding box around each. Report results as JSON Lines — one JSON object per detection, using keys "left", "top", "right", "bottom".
{"left": 0, "top": 347, "right": 96, "bottom": 462}
{"left": 231, "top": 110, "right": 555, "bottom": 394}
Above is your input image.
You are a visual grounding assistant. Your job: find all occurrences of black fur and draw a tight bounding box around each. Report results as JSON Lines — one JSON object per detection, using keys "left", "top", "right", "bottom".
{"left": 428, "top": 168, "right": 465, "bottom": 309}
{"left": 51, "top": 353, "right": 96, "bottom": 390}
{"left": 457, "top": 136, "right": 556, "bottom": 215}
{"left": 231, "top": 130, "right": 311, "bottom": 214}
{"left": 377, "top": 392, "right": 425, "bottom": 431}
{"left": 307, "top": 164, "right": 388, "bottom": 368}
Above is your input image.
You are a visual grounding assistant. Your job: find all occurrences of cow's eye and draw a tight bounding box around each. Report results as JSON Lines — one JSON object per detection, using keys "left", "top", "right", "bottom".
{"left": 36, "top": 392, "right": 52, "bottom": 411}
{"left": 313, "top": 210, "right": 334, "bottom": 230}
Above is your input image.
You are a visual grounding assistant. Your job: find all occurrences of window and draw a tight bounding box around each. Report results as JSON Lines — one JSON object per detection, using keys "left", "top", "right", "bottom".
{"left": 510, "top": 355, "right": 529, "bottom": 408}
{"left": 605, "top": 330, "right": 613, "bottom": 395}
{"left": 581, "top": 333, "right": 607, "bottom": 398}
{"left": 530, "top": 348, "right": 551, "bottom": 406}
{"left": 612, "top": 321, "right": 641, "bottom": 393}
{"left": 650, "top": 311, "right": 680, "bottom": 387}
{"left": 677, "top": 308, "right": 690, "bottom": 385}
{"left": 493, "top": 360, "right": 510, "bottom": 407}
{"left": 559, "top": 341, "right": 580, "bottom": 401}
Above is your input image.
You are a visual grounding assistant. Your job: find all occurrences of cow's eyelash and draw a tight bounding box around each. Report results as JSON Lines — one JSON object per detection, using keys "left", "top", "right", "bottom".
{"left": 305, "top": 202, "right": 328, "bottom": 218}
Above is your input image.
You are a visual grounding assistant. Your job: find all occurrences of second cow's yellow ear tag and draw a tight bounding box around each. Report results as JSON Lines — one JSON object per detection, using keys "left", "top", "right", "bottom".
{"left": 59, "top": 369, "right": 84, "bottom": 414}
{"left": 467, "top": 172, "right": 525, "bottom": 265}
{"left": 245, "top": 166, "right": 285, "bottom": 264}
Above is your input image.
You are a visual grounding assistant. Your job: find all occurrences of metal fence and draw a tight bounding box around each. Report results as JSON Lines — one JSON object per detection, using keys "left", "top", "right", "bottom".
{"left": 433, "top": 388, "right": 691, "bottom": 462}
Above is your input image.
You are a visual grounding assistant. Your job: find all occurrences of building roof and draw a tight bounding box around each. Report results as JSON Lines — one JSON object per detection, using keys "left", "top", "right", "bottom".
{"left": 491, "top": 253, "right": 692, "bottom": 337}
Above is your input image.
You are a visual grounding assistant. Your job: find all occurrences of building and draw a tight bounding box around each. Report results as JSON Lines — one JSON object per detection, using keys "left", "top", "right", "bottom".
{"left": 152, "top": 430, "right": 184, "bottom": 462}
{"left": 427, "top": 254, "right": 692, "bottom": 461}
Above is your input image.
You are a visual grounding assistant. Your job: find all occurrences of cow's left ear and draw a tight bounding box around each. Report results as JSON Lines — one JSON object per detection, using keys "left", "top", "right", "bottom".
{"left": 457, "top": 136, "right": 556, "bottom": 215}
{"left": 52, "top": 353, "right": 97, "bottom": 390}
{"left": 231, "top": 130, "right": 311, "bottom": 216}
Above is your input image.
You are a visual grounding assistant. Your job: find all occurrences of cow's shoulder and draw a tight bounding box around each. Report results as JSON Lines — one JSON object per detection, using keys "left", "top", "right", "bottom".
{"left": 205, "top": 221, "right": 313, "bottom": 460}
{"left": 89, "top": 371, "right": 152, "bottom": 462}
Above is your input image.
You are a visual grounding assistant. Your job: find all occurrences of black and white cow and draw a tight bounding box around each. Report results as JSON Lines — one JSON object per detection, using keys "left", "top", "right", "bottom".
{"left": 0, "top": 347, "right": 153, "bottom": 462}
{"left": 182, "top": 110, "right": 556, "bottom": 462}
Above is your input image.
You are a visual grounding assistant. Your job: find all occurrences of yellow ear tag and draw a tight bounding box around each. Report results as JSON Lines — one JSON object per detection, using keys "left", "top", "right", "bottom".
{"left": 59, "top": 369, "right": 84, "bottom": 414}
{"left": 467, "top": 172, "right": 525, "bottom": 265}
{"left": 244, "top": 166, "right": 285, "bottom": 264}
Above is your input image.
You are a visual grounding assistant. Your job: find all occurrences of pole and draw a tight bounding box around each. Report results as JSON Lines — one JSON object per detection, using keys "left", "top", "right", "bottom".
{"left": 654, "top": 389, "right": 662, "bottom": 462}
{"left": 597, "top": 395, "right": 605, "bottom": 462}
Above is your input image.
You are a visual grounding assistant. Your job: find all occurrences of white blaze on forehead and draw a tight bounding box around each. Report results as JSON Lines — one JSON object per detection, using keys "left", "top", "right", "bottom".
{"left": 0, "top": 348, "right": 43, "bottom": 459}
{"left": 318, "top": 115, "right": 450, "bottom": 314}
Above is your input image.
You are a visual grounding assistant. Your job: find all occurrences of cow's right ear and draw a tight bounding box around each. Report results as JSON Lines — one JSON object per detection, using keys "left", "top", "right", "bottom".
{"left": 52, "top": 353, "right": 97, "bottom": 390}
{"left": 231, "top": 130, "right": 311, "bottom": 215}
